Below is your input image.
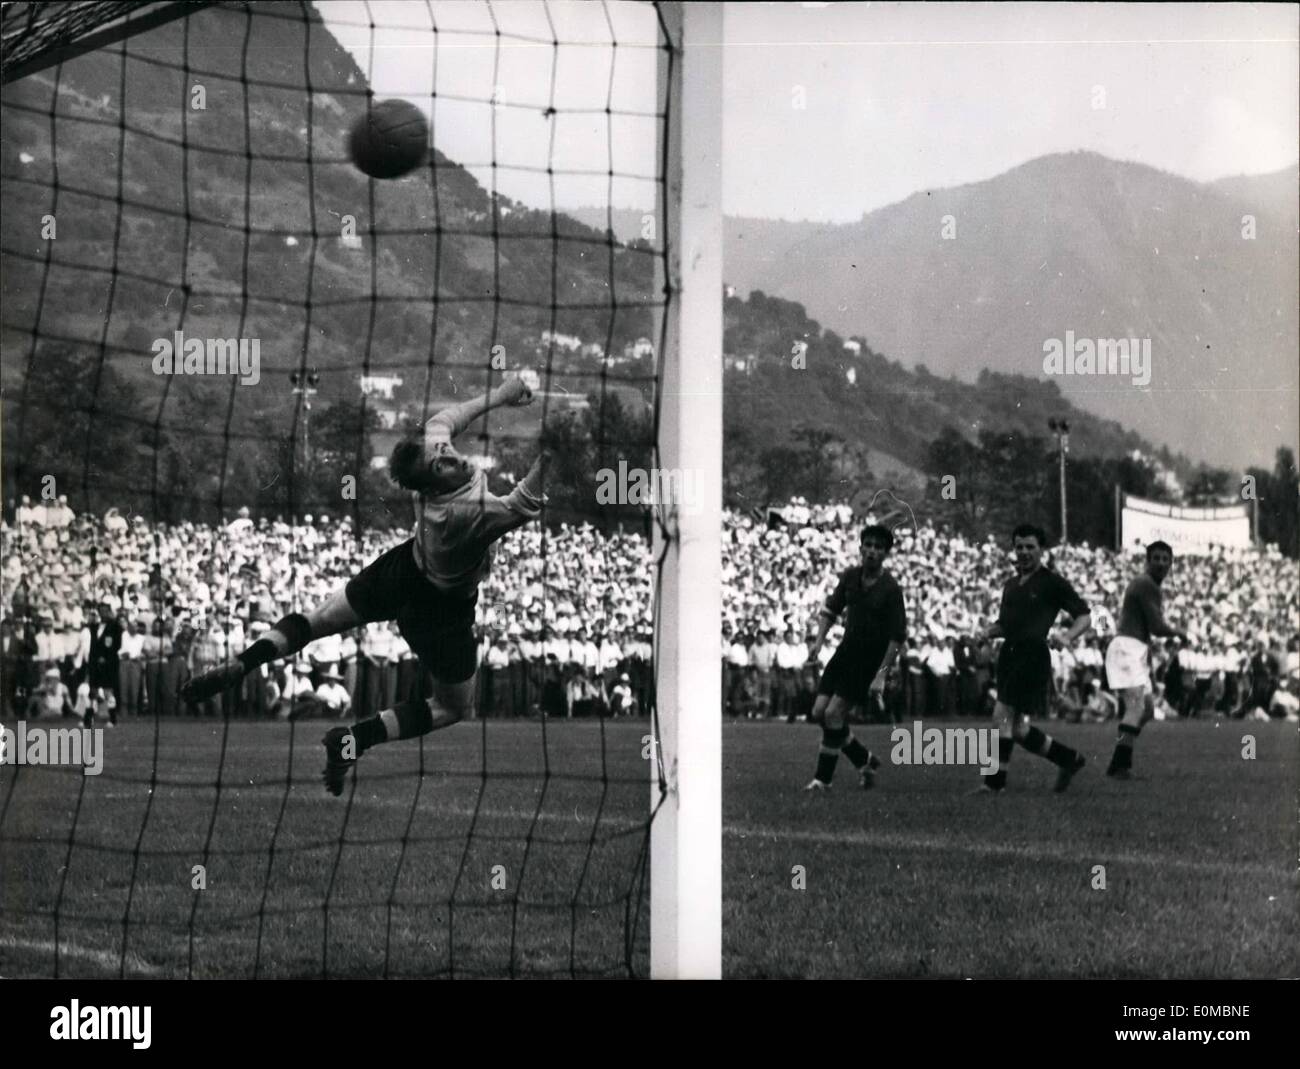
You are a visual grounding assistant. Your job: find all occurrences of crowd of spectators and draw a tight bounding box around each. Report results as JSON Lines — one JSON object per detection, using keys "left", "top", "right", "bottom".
{"left": 1, "top": 496, "right": 653, "bottom": 723}
{"left": 2, "top": 494, "right": 1296, "bottom": 727}
{"left": 723, "top": 499, "right": 1299, "bottom": 723}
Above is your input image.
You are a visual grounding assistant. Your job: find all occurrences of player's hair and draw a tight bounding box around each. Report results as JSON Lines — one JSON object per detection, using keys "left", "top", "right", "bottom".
{"left": 1011, "top": 522, "right": 1049, "bottom": 547}
{"left": 1146, "top": 540, "right": 1173, "bottom": 558}
{"left": 859, "top": 524, "right": 894, "bottom": 551}
{"left": 388, "top": 435, "right": 433, "bottom": 492}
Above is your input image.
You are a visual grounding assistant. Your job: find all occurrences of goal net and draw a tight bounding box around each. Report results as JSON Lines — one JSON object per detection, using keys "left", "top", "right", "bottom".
{"left": 0, "top": 0, "right": 688, "bottom": 979}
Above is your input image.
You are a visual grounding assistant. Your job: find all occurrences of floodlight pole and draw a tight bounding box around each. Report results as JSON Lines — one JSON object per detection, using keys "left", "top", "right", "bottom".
{"left": 651, "top": 1, "right": 723, "bottom": 980}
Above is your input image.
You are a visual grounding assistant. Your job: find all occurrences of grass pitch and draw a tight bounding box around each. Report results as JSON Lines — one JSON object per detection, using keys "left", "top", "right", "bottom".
{"left": 724, "top": 718, "right": 1298, "bottom": 978}
{"left": 0, "top": 719, "right": 652, "bottom": 978}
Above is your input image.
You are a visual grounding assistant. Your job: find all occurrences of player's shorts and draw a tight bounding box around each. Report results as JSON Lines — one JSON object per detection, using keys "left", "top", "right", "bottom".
{"left": 995, "top": 639, "right": 1051, "bottom": 715}
{"left": 816, "top": 642, "right": 885, "bottom": 705}
{"left": 345, "top": 539, "right": 478, "bottom": 684}
{"left": 1105, "top": 635, "right": 1151, "bottom": 691}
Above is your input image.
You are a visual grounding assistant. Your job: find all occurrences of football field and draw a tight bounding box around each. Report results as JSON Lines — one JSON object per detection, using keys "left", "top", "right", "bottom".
{"left": 0, "top": 720, "right": 651, "bottom": 979}
{"left": 724, "top": 719, "right": 1299, "bottom": 978}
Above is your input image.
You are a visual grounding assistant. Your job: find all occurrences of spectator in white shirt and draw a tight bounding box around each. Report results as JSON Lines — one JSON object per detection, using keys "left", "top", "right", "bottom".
{"left": 314, "top": 666, "right": 351, "bottom": 718}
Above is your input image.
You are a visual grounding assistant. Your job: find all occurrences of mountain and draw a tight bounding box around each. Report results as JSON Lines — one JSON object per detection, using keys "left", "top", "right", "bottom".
{"left": 721, "top": 287, "right": 1182, "bottom": 491}
{"left": 719, "top": 152, "right": 1298, "bottom": 470}
{"left": 0, "top": 2, "right": 656, "bottom": 463}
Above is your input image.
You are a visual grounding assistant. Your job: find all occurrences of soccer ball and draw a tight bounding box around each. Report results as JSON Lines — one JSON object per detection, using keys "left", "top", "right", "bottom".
{"left": 347, "top": 99, "right": 429, "bottom": 179}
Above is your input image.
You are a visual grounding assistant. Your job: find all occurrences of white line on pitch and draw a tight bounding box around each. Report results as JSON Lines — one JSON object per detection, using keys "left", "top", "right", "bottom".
{"left": 724, "top": 823, "right": 1289, "bottom": 878}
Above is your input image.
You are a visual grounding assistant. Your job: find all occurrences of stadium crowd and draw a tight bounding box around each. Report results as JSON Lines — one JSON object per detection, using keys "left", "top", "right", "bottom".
{"left": 1, "top": 495, "right": 1297, "bottom": 726}
{"left": 0, "top": 497, "right": 653, "bottom": 723}
{"left": 722, "top": 500, "right": 1299, "bottom": 723}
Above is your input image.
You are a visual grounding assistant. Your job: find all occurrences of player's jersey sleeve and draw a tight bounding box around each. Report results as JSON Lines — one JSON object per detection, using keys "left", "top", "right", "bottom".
{"left": 822, "top": 569, "right": 850, "bottom": 618}
{"left": 1052, "top": 572, "right": 1089, "bottom": 619}
{"left": 477, "top": 482, "right": 545, "bottom": 543}
{"left": 424, "top": 398, "right": 481, "bottom": 444}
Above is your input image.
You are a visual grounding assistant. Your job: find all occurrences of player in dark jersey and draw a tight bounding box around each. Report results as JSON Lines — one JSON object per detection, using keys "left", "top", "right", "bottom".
{"left": 1104, "top": 540, "right": 1187, "bottom": 778}
{"left": 977, "top": 524, "right": 1091, "bottom": 793}
{"left": 803, "top": 524, "right": 907, "bottom": 791}
{"left": 180, "top": 374, "right": 545, "bottom": 794}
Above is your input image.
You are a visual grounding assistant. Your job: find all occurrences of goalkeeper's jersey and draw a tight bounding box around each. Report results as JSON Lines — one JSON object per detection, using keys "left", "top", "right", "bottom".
{"left": 410, "top": 468, "right": 544, "bottom": 599}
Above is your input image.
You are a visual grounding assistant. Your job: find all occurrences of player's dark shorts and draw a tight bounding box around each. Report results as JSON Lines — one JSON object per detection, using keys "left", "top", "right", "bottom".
{"left": 816, "top": 641, "right": 885, "bottom": 705}
{"left": 995, "top": 639, "right": 1051, "bottom": 715}
{"left": 344, "top": 539, "right": 478, "bottom": 684}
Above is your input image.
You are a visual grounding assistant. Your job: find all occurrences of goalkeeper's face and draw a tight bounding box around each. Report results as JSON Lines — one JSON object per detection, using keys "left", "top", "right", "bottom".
{"left": 426, "top": 441, "right": 473, "bottom": 494}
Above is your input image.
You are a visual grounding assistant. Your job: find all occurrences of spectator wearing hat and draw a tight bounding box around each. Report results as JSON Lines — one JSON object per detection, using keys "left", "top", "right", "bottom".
{"left": 609, "top": 672, "right": 638, "bottom": 717}
{"left": 315, "top": 665, "right": 351, "bottom": 719}
{"left": 566, "top": 665, "right": 602, "bottom": 718}
{"left": 276, "top": 661, "right": 318, "bottom": 719}
{"left": 27, "top": 666, "right": 75, "bottom": 719}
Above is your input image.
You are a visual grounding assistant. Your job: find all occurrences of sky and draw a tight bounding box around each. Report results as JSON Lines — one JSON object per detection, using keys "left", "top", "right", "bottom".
{"left": 318, "top": 1, "right": 1298, "bottom": 222}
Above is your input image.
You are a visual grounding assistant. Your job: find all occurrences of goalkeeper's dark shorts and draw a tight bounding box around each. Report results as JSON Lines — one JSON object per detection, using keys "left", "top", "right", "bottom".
{"left": 345, "top": 539, "right": 478, "bottom": 684}
{"left": 816, "top": 641, "right": 886, "bottom": 706}
{"left": 995, "top": 639, "right": 1051, "bottom": 716}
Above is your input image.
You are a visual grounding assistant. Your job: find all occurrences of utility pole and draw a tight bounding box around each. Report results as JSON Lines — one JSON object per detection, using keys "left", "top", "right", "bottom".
{"left": 290, "top": 368, "right": 320, "bottom": 476}
{"left": 1048, "top": 418, "right": 1070, "bottom": 544}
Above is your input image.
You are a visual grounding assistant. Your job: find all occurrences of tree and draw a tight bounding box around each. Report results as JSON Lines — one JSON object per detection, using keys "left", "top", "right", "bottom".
{"left": 2, "top": 342, "right": 152, "bottom": 516}
{"left": 790, "top": 425, "right": 841, "bottom": 501}
{"left": 1249, "top": 447, "right": 1299, "bottom": 557}
{"left": 1186, "top": 466, "right": 1232, "bottom": 506}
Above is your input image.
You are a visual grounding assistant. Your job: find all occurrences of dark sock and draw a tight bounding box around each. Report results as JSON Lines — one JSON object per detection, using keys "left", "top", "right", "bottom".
{"left": 1022, "top": 724, "right": 1076, "bottom": 765}
{"left": 814, "top": 748, "right": 839, "bottom": 784}
{"left": 236, "top": 613, "right": 313, "bottom": 673}
{"left": 1107, "top": 724, "right": 1139, "bottom": 771}
{"left": 352, "top": 717, "right": 385, "bottom": 752}
{"left": 985, "top": 737, "right": 1013, "bottom": 789}
{"left": 815, "top": 725, "right": 848, "bottom": 783}
{"left": 1019, "top": 724, "right": 1050, "bottom": 755}
{"left": 841, "top": 734, "right": 873, "bottom": 770}
{"left": 352, "top": 700, "right": 434, "bottom": 753}
{"left": 1045, "top": 739, "right": 1077, "bottom": 767}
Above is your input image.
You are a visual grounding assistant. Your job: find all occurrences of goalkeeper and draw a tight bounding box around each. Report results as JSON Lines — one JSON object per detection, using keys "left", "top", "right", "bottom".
{"left": 181, "top": 374, "right": 547, "bottom": 793}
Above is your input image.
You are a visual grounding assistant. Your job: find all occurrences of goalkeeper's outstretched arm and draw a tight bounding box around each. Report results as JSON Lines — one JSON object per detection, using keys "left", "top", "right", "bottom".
{"left": 423, "top": 374, "right": 533, "bottom": 452}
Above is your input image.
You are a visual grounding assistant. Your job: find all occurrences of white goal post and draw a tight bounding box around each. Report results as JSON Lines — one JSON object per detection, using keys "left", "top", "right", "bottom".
{"left": 650, "top": 1, "right": 724, "bottom": 980}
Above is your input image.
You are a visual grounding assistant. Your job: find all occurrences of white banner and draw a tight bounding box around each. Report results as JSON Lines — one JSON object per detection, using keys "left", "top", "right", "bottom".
{"left": 1119, "top": 493, "right": 1251, "bottom": 554}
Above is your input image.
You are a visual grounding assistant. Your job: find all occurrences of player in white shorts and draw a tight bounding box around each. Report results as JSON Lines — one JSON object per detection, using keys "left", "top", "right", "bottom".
{"left": 1104, "top": 540, "right": 1187, "bottom": 779}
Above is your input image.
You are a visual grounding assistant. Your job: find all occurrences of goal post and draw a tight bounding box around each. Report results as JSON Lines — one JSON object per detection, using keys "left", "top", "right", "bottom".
{"left": 650, "top": 0, "right": 724, "bottom": 980}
